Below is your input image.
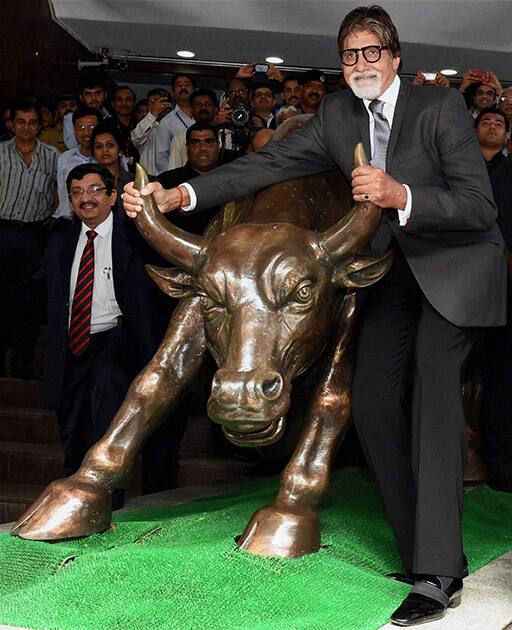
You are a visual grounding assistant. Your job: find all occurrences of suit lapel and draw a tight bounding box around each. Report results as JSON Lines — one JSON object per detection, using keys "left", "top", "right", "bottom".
{"left": 387, "top": 80, "right": 411, "bottom": 171}
{"left": 61, "top": 221, "right": 81, "bottom": 297}
{"left": 352, "top": 95, "right": 372, "bottom": 162}
{"left": 112, "top": 211, "right": 133, "bottom": 301}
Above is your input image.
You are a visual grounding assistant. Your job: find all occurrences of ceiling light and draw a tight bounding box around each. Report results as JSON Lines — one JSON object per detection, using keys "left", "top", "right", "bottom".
{"left": 177, "top": 50, "right": 195, "bottom": 59}
{"left": 265, "top": 56, "right": 284, "bottom": 64}
{"left": 440, "top": 69, "right": 458, "bottom": 76}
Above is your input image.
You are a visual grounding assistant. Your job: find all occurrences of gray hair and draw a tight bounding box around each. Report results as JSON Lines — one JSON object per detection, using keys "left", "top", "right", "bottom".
{"left": 276, "top": 105, "right": 301, "bottom": 125}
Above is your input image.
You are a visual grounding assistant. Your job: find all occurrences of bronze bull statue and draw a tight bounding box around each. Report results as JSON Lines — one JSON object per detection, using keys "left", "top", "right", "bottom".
{"left": 12, "top": 117, "right": 391, "bottom": 557}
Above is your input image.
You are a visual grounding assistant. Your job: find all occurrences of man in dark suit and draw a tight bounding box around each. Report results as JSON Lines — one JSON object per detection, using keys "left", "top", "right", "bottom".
{"left": 124, "top": 6, "right": 506, "bottom": 625}
{"left": 42, "top": 163, "right": 166, "bottom": 486}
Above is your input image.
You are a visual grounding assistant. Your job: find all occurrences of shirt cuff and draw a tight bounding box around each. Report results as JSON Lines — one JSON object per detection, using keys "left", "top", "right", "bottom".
{"left": 179, "top": 182, "right": 197, "bottom": 212}
{"left": 397, "top": 184, "right": 412, "bottom": 226}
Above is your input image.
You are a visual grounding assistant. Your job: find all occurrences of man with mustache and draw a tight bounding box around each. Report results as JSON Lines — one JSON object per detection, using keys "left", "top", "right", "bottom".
{"left": 0, "top": 101, "right": 58, "bottom": 378}
{"left": 124, "top": 5, "right": 505, "bottom": 624}
{"left": 168, "top": 89, "right": 217, "bottom": 170}
{"left": 475, "top": 107, "right": 508, "bottom": 175}
{"left": 299, "top": 69, "right": 327, "bottom": 114}
{"left": 281, "top": 76, "right": 303, "bottom": 108}
{"left": 41, "top": 163, "right": 166, "bottom": 497}
{"left": 157, "top": 122, "right": 221, "bottom": 236}
{"left": 154, "top": 73, "right": 196, "bottom": 174}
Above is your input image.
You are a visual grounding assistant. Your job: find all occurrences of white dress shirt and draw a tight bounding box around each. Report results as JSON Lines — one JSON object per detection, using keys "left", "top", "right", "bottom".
{"left": 131, "top": 112, "right": 161, "bottom": 176}
{"left": 54, "top": 147, "right": 96, "bottom": 219}
{"left": 154, "top": 106, "right": 195, "bottom": 174}
{"left": 69, "top": 212, "right": 122, "bottom": 334}
{"left": 362, "top": 75, "right": 411, "bottom": 224}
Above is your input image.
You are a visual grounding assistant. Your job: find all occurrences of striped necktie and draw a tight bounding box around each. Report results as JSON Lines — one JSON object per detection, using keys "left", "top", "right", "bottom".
{"left": 68, "top": 229, "right": 97, "bottom": 357}
{"left": 369, "top": 99, "right": 390, "bottom": 171}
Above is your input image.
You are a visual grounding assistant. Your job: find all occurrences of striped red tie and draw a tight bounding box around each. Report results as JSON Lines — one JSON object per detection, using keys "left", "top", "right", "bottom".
{"left": 68, "top": 229, "right": 97, "bottom": 357}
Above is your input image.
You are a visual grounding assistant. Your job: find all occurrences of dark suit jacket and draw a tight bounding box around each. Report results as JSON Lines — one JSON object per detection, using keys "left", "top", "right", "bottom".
{"left": 41, "top": 210, "right": 168, "bottom": 408}
{"left": 189, "top": 82, "right": 506, "bottom": 328}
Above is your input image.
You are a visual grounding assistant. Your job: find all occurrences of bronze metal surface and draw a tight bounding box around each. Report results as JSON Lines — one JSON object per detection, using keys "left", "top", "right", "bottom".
{"left": 12, "top": 117, "right": 391, "bottom": 557}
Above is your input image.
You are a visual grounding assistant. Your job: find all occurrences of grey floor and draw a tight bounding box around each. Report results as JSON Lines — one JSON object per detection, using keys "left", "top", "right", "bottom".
{"left": 1, "top": 479, "right": 511, "bottom": 630}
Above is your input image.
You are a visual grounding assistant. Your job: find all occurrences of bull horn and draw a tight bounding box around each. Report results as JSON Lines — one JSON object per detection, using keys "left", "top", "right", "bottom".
{"left": 319, "top": 143, "right": 381, "bottom": 264}
{"left": 133, "top": 163, "right": 205, "bottom": 274}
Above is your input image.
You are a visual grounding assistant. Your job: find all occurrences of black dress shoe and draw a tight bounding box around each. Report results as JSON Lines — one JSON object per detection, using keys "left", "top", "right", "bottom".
{"left": 390, "top": 576, "right": 463, "bottom": 626}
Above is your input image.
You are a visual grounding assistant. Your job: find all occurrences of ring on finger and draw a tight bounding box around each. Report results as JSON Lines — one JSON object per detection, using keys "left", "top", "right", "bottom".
{"left": 363, "top": 193, "right": 371, "bottom": 202}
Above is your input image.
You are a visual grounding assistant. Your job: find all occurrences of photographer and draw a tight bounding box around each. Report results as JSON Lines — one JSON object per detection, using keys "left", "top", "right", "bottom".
{"left": 215, "top": 78, "right": 254, "bottom": 161}
{"left": 459, "top": 69, "right": 503, "bottom": 118}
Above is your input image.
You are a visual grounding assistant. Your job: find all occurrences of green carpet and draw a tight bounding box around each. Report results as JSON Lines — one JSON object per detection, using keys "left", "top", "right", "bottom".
{"left": 0, "top": 471, "right": 511, "bottom": 630}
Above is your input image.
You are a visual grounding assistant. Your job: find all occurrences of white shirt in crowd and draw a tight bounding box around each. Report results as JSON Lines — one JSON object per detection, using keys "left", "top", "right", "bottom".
{"left": 54, "top": 148, "right": 96, "bottom": 220}
{"left": 154, "top": 105, "right": 195, "bottom": 174}
{"left": 131, "top": 111, "right": 161, "bottom": 176}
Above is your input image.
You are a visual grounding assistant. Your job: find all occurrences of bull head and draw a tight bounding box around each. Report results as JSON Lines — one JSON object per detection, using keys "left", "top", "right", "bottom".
{"left": 134, "top": 144, "right": 391, "bottom": 447}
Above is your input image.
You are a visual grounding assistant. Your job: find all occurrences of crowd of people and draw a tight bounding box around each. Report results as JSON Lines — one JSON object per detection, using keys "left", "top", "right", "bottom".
{"left": 1, "top": 54, "right": 511, "bottom": 486}
{"left": 2, "top": 3, "right": 512, "bottom": 625}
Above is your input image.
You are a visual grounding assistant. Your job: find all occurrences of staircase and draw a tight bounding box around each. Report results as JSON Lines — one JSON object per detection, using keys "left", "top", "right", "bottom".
{"left": 0, "top": 378, "right": 60, "bottom": 523}
{"left": 0, "top": 378, "right": 262, "bottom": 524}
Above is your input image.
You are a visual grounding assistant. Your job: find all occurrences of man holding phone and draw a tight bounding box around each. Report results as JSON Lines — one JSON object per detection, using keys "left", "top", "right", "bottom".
{"left": 412, "top": 70, "right": 450, "bottom": 88}
{"left": 459, "top": 69, "right": 503, "bottom": 117}
{"left": 131, "top": 88, "right": 173, "bottom": 176}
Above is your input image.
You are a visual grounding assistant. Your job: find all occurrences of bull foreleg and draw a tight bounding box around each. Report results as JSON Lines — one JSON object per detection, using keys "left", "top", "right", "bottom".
{"left": 237, "top": 292, "right": 357, "bottom": 558}
{"left": 12, "top": 297, "right": 207, "bottom": 541}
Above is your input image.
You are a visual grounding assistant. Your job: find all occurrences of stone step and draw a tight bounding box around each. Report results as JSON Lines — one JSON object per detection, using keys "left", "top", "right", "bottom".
{"left": 0, "top": 407, "right": 61, "bottom": 445}
{"left": 0, "top": 378, "right": 43, "bottom": 408}
{"left": 0, "top": 482, "right": 46, "bottom": 524}
{"left": 176, "top": 456, "right": 257, "bottom": 487}
{"left": 0, "top": 441, "right": 64, "bottom": 486}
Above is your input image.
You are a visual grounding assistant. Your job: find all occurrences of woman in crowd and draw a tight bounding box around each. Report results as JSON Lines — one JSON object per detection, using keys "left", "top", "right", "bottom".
{"left": 91, "top": 122, "right": 133, "bottom": 201}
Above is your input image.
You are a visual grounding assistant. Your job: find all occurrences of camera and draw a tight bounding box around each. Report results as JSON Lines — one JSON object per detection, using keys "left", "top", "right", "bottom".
{"left": 230, "top": 104, "right": 251, "bottom": 127}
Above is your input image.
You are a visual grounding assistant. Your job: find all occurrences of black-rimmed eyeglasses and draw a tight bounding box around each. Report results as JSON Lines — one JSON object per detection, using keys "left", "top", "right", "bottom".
{"left": 338, "top": 45, "right": 389, "bottom": 66}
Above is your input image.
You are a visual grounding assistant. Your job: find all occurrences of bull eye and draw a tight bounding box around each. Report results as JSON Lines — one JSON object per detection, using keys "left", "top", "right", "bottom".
{"left": 294, "top": 283, "right": 312, "bottom": 303}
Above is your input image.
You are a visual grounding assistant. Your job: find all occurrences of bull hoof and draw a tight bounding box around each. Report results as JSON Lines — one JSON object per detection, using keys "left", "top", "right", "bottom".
{"left": 236, "top": 502, "right": 320, "bottom": 558}
{"left": 11, "top": 475, "right": 112, "bottom": 541}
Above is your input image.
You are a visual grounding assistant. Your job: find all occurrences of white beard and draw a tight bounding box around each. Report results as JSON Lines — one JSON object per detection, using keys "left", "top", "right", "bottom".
{"left": 348, "top": 70, "right": 383, "bottom": 100}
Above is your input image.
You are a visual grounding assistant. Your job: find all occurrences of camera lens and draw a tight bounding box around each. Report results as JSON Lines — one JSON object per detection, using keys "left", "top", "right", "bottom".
{"left": 230, "top": 105, "right": 250, "bottom": 127}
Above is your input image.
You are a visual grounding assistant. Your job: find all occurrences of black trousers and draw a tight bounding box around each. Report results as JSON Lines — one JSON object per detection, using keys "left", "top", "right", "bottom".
{"left": 480, "top": 291, "right": 512, "bottom": 486}
{"left": 0, "top": 221, "right": 46, "bottom": 373}
{"left": 58, "top": 327, "right": 130, "bottom": 476}
{"left": 351, "top": 248, "right": 474, "bottom": 578}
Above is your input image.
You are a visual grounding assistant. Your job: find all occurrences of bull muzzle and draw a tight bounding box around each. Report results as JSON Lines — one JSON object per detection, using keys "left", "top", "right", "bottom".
{"left": 207, "top": 367, "right": 290, "bottom": 447}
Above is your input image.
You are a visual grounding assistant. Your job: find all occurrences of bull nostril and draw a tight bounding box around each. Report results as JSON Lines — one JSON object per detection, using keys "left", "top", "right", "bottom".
{"left": 260, "top": 375, "right": 283, "bottom": 401}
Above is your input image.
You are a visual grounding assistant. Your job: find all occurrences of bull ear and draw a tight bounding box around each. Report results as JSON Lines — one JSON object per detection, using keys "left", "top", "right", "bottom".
{"left": 145, "top": 265, "right": 194, "bottom": 298}
{"left": 332, "top": 250, "right": 393, "bottom": 288}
